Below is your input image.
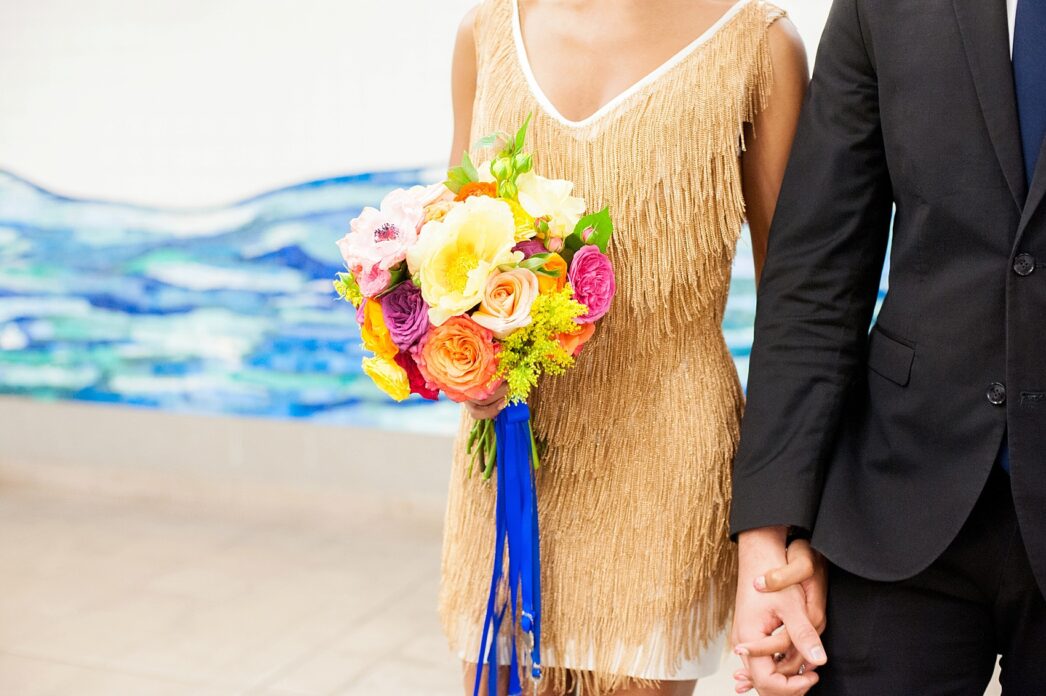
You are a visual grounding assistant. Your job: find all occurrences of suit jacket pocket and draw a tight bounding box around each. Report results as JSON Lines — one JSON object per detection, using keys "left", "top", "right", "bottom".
{"left": 867, "top": 326, "right": 915, "bottom": 387}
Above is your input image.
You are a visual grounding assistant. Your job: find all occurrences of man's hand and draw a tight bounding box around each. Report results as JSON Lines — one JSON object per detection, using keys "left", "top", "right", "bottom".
{"left": 731, "top": 527, "right": 826, "bottom": 695}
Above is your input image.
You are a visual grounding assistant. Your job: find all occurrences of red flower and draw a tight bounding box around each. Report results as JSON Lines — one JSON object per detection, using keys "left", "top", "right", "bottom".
{"left": 394, "top": 351, "right": 439, "bottom": 401}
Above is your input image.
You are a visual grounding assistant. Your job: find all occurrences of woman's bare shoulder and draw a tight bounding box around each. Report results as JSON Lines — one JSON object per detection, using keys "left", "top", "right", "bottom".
{"left": 766, "top": 14, "right": 809, "bottom": 79}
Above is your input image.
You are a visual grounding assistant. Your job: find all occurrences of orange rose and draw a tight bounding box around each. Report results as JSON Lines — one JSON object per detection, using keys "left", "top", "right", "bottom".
{"left": 454, "top": 181, "right": 498, "bottom": 202}
{"left": 537, "top": 253, "right": 568, "bottom": 294}
{"left": 556, "top": 322, "right": 596, "bottom": 357}
{"left": 414, "top": 316, "right": 502, "bottom": 402}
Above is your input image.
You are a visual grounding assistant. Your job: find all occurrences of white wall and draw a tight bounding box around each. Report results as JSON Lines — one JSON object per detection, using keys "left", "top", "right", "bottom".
{"left": 0, "top": 0, "right": 830, "bottom": 208}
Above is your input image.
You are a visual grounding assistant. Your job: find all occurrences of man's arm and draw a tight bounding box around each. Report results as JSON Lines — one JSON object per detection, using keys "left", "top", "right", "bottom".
{"left": 730, "top": 0, "right": 893, "bottom": 692}
{"left": 732, "top": 0, "right": 892, "bottom": 537}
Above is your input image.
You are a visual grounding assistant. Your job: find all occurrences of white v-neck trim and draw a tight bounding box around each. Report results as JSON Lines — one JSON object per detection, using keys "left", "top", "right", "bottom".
{"left": 511, "top": 0, "right": 755, "bottom": 129}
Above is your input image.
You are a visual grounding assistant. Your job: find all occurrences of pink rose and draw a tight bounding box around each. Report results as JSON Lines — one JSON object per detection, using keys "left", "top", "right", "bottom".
{"left": 567, "top": 245, "right": 615, "bottom": 324}
{"left": 355, "top": 264, "right": 392, "bottom": 297}
{"left": 337, "top": 185, "right": 440, "bottom": 297}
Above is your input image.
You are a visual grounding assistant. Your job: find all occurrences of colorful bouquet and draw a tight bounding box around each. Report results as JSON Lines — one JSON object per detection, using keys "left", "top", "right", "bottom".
{"left": 333, "top": 116, "right": 616, "bottom": 695}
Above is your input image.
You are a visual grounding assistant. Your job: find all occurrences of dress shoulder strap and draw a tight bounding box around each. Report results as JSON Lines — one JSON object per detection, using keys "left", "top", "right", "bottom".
{"left": 756, "top": 0, "right": 788, "bottom": 27}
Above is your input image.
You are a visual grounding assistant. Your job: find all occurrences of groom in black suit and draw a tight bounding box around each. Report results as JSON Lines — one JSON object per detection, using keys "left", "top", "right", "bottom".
{"left": 731, "top": 0, "right": 1046, "bottom": 692}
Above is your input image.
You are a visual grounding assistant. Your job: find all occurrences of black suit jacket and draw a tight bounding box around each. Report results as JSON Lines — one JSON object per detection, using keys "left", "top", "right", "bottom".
{"left": 730, "top": 0, "right": 1046, "bottom": 597}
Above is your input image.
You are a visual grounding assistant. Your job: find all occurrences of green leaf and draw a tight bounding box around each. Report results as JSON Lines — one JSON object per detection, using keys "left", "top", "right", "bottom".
{"left": 374, "top": 264, "right": 408, "bottom": 298}
{"left": 443, "top": 165, "right": 473, "bottom": 193}
{"left": 461, "top": 151, "right": 479, "bottom": 182}
{"left": 472, "top": 131, "right": 507, "bottom": 151}
{"left": 568, "top": 207, "right": 614, "bottom": 253}
{"left": 519, "top": 253, "right": 563, "bottom": 276}
{"left": 513, "top": 113, "right": 533, "bottom": 153}
{"left": 518, "top": 256, "right": 545, "bottom": 271}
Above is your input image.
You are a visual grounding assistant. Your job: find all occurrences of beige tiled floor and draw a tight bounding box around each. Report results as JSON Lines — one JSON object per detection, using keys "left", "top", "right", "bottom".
{"left": 0, "top": 482, "right": 1001, "bottom": 696}
{"left": 0, "top": 483, "right": 459, "bottom": 696}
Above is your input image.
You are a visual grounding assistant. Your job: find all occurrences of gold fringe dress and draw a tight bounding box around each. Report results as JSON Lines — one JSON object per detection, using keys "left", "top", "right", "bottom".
{"left": 439, "top": 0, "right": 786, "bottom": 691}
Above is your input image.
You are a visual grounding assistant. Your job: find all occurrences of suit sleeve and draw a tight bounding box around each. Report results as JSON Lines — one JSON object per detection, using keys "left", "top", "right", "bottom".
{"left": 729, "top": 0, "right": 893, "bottom": 536}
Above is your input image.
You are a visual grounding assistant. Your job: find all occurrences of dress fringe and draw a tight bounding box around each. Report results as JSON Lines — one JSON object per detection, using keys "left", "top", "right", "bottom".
{"left": 440, "top": 1, "right": 786, "bottom": 692}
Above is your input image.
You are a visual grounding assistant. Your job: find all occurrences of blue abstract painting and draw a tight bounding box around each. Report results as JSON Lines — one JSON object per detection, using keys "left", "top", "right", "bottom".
{"left": 0, "top": 168, "right": 468, "bottom": 432}
{"left": 0, "top": 168, "right": 882, "bottom": 434}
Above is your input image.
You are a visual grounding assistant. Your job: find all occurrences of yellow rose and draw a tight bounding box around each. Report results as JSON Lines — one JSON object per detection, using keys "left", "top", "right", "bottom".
{"left": 516, "top": 171, "right": 586, "bottom": 242}
{"left": 406, "top": 196, "right": 522, "bottom": 326}
{"left": 362, "top": 355, "right": 410, "bottom": 401}
{"left": 506, "top": 199, "right": 536, "bottom": 242}
{"left": 360, "top": 299, "right": 397, "bottom": 359}
{"left": 536, "top": 253, "right": 568, "bottom": 294}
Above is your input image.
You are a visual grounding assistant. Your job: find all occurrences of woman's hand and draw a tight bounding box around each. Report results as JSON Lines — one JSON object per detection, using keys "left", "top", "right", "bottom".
{"left": 464, "top": 382, "right": 509, "bottom": 420}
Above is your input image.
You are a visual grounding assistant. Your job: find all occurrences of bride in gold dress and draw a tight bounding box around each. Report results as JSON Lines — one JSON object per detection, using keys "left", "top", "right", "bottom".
{"left": 439, "top": 1, "right": 810, "bottom": 693}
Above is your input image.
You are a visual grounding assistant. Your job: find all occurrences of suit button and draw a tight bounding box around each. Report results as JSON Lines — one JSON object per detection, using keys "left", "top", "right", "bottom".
{"left": 987, "top": 382, "right": 1007, "bottom": 406}
{"left": 1014, "top": 253, "right": 1036, "bottom": 276}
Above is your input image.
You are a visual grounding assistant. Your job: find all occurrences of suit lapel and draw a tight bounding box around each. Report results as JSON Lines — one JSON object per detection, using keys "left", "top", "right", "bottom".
{"left": 953, "top": 0, "right": 1027, "bottom": 213}
{"left": 1017, "top": 138, "right": 1046, "bottom": 242}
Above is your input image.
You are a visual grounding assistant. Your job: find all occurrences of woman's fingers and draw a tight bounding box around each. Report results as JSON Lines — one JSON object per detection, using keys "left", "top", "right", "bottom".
{"left": 733, "top": 668, "right": 754, "bottom": 693}
{"left": 735, "top": 630, "right": 793, "bottom": 658}
{"left": 466, "top": 401, "right": 505, "bottom": 420}
{"left": 473, "top": 383, "right": 509, "bottom": 407}
{"left": 747, "top": 653, "right": 820, "bottom": 696}
{"left": 757, "top": 540, "right": 816, "bottom": 592}
{"left": 465, "top": 384, "right": 511, "bottom": 419}
{"left": 467, "top": 385, "right": 510, "bottom": 419}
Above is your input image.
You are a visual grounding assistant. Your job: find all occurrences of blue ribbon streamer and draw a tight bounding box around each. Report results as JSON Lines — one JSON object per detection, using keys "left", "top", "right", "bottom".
{"left": 472, "top": 401, "right": 542, "bottom": 696}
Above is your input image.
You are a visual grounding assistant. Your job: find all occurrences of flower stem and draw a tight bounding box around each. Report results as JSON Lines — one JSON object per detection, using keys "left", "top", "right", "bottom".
{"left": 529, "top": 424, "right": 541, "bottom": 470}
{"left": 482, "top": 419, "right": 497, "bottom": 480}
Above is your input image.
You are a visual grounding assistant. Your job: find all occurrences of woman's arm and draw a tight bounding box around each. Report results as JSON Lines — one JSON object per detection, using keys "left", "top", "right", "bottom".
{"left": 741, "top": 19, "right": 809, "bottom": 284}
{"left": 448, "top": 6, "right": 479, "bottom": 167}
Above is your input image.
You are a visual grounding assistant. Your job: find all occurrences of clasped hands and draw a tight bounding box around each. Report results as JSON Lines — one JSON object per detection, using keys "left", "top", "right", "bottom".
{"left": 731, "top": 526, "right": 827, "bottom": 695}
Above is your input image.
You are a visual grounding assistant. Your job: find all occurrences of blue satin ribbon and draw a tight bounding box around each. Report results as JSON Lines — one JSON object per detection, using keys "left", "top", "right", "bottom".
{"left": 473, "top": 401, "right": 542, "bottom": 696}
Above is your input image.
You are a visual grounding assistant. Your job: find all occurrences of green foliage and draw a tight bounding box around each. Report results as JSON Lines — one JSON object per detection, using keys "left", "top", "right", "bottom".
{"left": 444, "top": 161, "right": 474, "bottom": 194}
{"left": 564, "top": 207, "right": 614, "bottom": 256}
{"left": 333, "top": 272, "right": 363, "bottom": 308}
{"left": 473, "top": 132, "right": 507, "bottom": 151}
{"left": 513, "top": 113, "right": 532, "bottom": 153}
{"left": 374, "top": 264, "right": 408, "bottom": 298}
{"left": 496, "top": 285, "right": 587, "bottom": 403}
{"left": 462, "top": 113, "right": 535, "bottom": 201}
{"left": 445, "top": 151, "right": 484, "bottom": 193}
{"left": 518, "top": 253, "right": 563, "bottom": 278}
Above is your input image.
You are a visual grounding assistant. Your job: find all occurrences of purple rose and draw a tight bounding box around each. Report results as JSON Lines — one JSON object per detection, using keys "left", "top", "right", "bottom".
{"left": 568, "top": 245, "right": 615, "bottom": 324}
{"left": 381, "top": 282, "right": 429, "bottom": 350}
{"left": 513, "top": 239, "right": 548, "bottom": 259}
